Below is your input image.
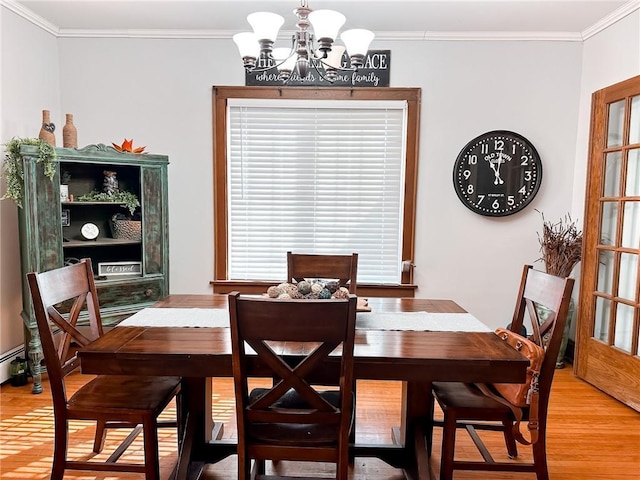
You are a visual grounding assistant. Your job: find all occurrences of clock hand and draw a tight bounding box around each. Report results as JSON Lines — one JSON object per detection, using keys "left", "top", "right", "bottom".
{"left": 492, "top": 152, "right": 505, "bottom": 185}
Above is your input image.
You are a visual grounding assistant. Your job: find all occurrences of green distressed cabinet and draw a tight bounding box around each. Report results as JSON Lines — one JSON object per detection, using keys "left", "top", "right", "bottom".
{"left": 17, "top": 144, "right": 169, "bottom": 393}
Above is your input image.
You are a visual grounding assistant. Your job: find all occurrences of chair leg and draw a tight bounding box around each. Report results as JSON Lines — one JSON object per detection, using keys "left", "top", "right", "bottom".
{"left": 532, "top": 432, "right": 549, "bottom": 480}
{"left": 502, "top": 419, "right": 518, "bottom": 459}
{"left": 426, "top": 391, "right": 435, "bottom": 456}
{"left": 237, "top": 447, "right": 251, "bottom": 480}
{"left": 142, "top": 417, "right": 160, "bottom": 480}
{"left": 439, "top": 413, "right": 457, "bottom": 480}
{"left": 93, "top": 420, "right": 107, "bottom": 453}
{"left": 51, "top": 418, "right": 67, "bottom": 480}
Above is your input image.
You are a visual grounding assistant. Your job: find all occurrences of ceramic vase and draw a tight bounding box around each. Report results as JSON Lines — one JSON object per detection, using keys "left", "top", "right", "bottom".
{"left": 62, "top": 113, "right": 78, "bottom": 148}
{"left": 38, "top": 109, "right": 56, "bottom": 146}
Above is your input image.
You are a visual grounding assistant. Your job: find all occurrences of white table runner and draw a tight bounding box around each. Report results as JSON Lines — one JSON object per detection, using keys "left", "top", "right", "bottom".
{"left": 119, "top": 308, "right": 490, "bottom": 332}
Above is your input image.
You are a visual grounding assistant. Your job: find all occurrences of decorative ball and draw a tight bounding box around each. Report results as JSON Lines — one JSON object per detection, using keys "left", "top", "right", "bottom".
{"left": 305, "top": 293, "right": 319, "bottom": 299}
{"left": 311, "top": 283, "right": 323, "bottom": 294}
{"left": 297, "top": 280, "right": 311, "bottom": 295}
{"left": 284, "top": 284, "right": 299, "bottom": 296}
{"left": 332, "top": 288, "right": 349, "bottom": 299}
{"left": 278, "top": 293, "right": 291, "bottom": 299}
{"left": 325, "top": 281, "right": 339, "bottom": 293}
{"left": 267, "top": 285, "right": 281, "bottom": 298}
{"left": 318, "top": 288, "right": 332, "bottom": 299}
{"left": 278, "top": 282, "right": 292, "bottom": 290}
{"left": 289, "top": 290, "right": 304, "bottom": 299}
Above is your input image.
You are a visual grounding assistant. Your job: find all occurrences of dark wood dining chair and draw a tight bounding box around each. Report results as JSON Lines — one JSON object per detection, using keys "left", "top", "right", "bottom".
{"left": 228, "top": 291, "right": 357, "bottom": 480}
{"left": 287, "top": 252, "right": 358, "bottom": 294}
{"left": 26, "top": 258, "right": 181, "bottom": 480}
{"left": 430, "top": 264, "right": 574, "bottom": 480}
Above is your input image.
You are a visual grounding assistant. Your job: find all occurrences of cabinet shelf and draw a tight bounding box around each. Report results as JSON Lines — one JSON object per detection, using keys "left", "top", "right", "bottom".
{"left": 63, "top": 238, "right": 141, "bottom": 247}
{"left": 62, "top": 201, "right": 131, "bottom": 207}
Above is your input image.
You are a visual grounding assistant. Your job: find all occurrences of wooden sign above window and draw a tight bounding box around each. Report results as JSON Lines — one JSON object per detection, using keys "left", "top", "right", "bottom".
{"left": 245, "top": 50, "right": 390, "bottom": 87}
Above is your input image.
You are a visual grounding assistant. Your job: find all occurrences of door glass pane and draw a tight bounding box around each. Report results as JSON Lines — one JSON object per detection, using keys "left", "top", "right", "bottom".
{"left": 626, "top": 149, "right": 640, "bottom": 196}
{"left": 630, "top": 95, "right": 640, "bottom": 145}
{"left": 604, "top": 151, "right": 622, "bottom": 197}
{"left": 601, "top": 202, "right": 618, "bottom": 245}
{"left": 621, "top": 202, "right": 640, "bottom": 249}
{"left": 607, "top": 100, "right": 625, "bottom": 147}
{"left": 594, "top": 297, "right": 611, "bottom": 342}
{"left": 597, "top": 249, "right": 615, "bottom": 294}
{"left": 618, "top": 253, "right": 638, "bottom": 301}
{"left": 614, "top": 303, "right": 634, "bottom": 352}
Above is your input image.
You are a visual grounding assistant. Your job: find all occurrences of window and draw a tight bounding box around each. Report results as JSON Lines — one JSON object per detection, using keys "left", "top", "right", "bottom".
{"left": 212, "top": 86, "right": 420, "bottom": 293}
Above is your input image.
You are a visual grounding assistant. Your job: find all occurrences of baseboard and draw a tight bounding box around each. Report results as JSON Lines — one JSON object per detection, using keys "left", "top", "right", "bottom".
{"left": 0, "top": 345, "right": 26, "bottom": 385}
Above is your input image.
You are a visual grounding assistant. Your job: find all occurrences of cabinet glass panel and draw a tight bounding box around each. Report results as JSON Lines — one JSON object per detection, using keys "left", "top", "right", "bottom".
{"left": 594, "top": 297, "right": 611, "bottom": 342}
{"left": 621, "top": 202, "right": 640, "bottom": 249}
{"left": 600, "top": 202, "right": 618, "bottom": 245}
{"left": 604, "top": 151, "right": 622, "bottom": 197}
{"left": 626, "top": 149, "right": 640, "bottom": 196}
{"left": 631, "top": 95, "right": 640, "bottom": 145}
{"left": 618, "top": 253, "right": 638, "bottom": 301}
{"left": 597, "top": 249, "right": 615, "bottom": 295}
{"left": 614, "top": 303, "right": 635, "bottom": 352}
{"left": 607, "top": 100, "right": 625, "bottom": 148}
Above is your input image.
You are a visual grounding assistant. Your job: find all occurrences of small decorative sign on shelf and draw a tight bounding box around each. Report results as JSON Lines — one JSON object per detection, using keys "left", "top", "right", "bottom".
{"left": 98, "top": 261, "right": 142, "bottom": 277}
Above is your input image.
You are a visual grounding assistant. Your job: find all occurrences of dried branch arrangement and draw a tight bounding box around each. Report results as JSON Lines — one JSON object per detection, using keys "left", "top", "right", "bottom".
{"left": 537, "top": 211, "right": 583, "bottom": 278}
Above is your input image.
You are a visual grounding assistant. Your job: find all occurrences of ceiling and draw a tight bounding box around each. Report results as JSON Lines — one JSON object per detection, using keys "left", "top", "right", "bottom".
{"left": 6, "top": 0, "right": 636, "bottom": 40}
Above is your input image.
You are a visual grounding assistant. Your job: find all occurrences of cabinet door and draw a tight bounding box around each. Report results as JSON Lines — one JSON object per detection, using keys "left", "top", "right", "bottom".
{"left": 18, "top": 152, "right": 64, "bottom": 324}
{"left": 141, "top": 165, "right": 168, "bottom": 276}
{"left": 576, "top": 75, "right": 640, "bottom": 412}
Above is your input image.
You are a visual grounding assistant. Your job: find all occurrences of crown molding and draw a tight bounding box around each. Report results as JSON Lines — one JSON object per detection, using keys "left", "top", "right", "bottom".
{"left": 2, "top": 0, "right": 637, "bottom": 43}
{"left": 581, "top": 0, "right": 639, "bottom": 40}
{"left": 1, "top": 0, "right": 58, "bottom": 35}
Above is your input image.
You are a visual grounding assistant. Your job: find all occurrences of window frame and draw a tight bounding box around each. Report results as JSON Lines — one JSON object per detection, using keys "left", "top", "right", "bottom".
{"left": 212, "top": 86, "right": 421, "bottom": 297}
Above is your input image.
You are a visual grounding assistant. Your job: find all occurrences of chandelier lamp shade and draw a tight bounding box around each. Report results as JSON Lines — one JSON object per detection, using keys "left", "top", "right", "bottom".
{"left": 233, "top": 0, "right": 375, "bottom": 82}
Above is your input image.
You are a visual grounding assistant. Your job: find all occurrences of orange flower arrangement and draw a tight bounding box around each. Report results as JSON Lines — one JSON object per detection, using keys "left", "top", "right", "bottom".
{"left": 112, "top": 138, "right": 146, "bottom": 153}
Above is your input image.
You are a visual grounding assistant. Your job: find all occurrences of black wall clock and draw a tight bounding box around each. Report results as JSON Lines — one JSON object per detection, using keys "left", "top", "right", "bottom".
{"left": 453, "top": 130, "right": 543, "bottom": 217}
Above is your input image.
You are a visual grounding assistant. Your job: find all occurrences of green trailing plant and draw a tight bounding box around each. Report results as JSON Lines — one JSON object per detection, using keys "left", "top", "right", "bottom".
{"left": 1, "top": 138, "right": 57, "bottom": 208}
{"left": 76, "top": 190, "right": 140, "bottom": 215}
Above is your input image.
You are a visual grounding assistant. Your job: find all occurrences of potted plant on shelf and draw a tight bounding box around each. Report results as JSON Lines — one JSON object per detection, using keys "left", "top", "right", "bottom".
{"left": 1, "top": 138, "right": 57, "bottom": 208}
{"left": 75, "top": 190, "right": 140, "bottom": 215}
{"left": 537, "top": 211, "right": 583, "bottom": 367}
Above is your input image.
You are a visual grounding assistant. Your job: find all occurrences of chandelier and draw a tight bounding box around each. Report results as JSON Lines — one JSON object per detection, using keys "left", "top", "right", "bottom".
{"left": 233, "top": 0, "right": 375, "bottom": 83}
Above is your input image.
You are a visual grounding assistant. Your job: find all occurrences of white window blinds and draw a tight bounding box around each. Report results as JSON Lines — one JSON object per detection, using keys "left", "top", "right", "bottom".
{"left": 227, "top": 98, "right": 407, "bottom": 283}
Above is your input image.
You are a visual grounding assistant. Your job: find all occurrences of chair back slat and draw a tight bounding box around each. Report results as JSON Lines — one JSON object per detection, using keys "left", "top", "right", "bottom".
{"left": 287, "top": 252, "right": 358, "bottom": 294}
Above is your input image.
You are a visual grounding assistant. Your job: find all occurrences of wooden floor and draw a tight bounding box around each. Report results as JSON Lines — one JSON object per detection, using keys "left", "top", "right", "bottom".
{"left": 1, "top": 368, "right": 639, "bottom": 479}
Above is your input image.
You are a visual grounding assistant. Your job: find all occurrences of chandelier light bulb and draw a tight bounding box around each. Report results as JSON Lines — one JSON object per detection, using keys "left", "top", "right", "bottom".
{"left": 323, "top": 45, "right": 346, "bottom": 69}
{"left": 233, "top": 32, "right": 260, "bottom": 70}
{"left": 247, "top": 11, "right": 285, "bottom": 47}
{"left": 341, "top": 29, "right": 375, "bottom": 69}
{"left": 273, "top": 47, "right": 297, "bottom": 80}
{"left": 308, "top": 9, "right": 345, "bottom": 52}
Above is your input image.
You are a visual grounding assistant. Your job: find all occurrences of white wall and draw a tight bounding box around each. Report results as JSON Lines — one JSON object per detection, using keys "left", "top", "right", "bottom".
{"left": 54, "top": 36, "right": 583, "bottom": 328}
{"left": 1, "top": 5, "right": 639, "bottom": 381}
{"left": 0, "top": 7, "right": 59, "bottom": 378}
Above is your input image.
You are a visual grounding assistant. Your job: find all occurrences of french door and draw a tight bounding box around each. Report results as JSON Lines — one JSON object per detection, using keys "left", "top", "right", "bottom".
{"left": 575, "top": 75, "right": 640, "bottom": 411}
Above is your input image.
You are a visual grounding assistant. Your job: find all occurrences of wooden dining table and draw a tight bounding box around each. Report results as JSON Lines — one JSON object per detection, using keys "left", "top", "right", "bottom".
{"left": 78, "top": 294, "right": 528, "bottom": 480}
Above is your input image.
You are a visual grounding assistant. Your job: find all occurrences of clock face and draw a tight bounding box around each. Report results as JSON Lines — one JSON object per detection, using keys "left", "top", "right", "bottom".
{"left": 80, "top": 222, "right": 99, "bottom": 240}
{"left": 453, "top": 130, "right": 543, "bottom": 217}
